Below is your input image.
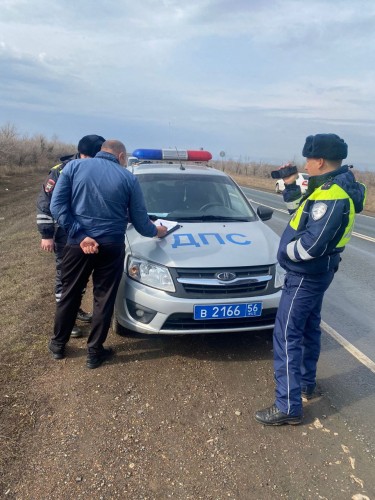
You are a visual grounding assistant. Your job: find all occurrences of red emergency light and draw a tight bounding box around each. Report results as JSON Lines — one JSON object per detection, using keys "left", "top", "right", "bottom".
{"left": 132, "top": 148, "right": 212, "bottom": 162}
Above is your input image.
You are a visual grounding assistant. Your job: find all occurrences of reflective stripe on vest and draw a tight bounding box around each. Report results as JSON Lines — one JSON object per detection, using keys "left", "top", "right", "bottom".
{"left": 51, "top": 163, "right": 63, "bottom": 173}
{"left": 289, "top": 183, "right": 355, "bottom": 249}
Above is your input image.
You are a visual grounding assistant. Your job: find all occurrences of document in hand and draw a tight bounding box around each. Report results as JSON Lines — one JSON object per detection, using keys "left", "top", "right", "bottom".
{"left": 154, "top": 218, "right": 181, "bottom": 238}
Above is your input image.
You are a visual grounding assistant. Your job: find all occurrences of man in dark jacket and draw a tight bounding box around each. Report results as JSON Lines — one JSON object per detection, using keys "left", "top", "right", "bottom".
{"left": 255, "top": 133, "right": 367, "bottom": 426}
{"left": 36, "top": 134, "right": 105, "bottom": 337}
{"left": 48, "top": 140, "right": 167, "bottom": 369}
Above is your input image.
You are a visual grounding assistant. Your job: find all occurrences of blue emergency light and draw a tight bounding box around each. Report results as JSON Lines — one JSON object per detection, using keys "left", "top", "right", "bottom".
{"left": 132, "top": 148, "right": 212, "bottom": 162}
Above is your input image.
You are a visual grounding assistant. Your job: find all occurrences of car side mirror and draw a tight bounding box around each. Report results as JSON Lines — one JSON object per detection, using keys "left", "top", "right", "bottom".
{"left": 257, "top": 205, "right": 273, "bottom": 221}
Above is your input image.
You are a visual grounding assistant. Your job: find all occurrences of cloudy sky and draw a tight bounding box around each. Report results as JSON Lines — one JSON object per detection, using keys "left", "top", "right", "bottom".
{"left": 1, "top": 0, "right": 375, "bottom": 169}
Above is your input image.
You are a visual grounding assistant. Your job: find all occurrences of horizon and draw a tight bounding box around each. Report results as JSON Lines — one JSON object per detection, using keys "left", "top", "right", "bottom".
{"left": 1, "top": 1, "right": 374, "bottom": 172}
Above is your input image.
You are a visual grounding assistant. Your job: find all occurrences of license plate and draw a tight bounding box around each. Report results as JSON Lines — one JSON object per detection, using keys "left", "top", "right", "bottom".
{"left": 194, "top": 302, "right": 262, "bottom": 320}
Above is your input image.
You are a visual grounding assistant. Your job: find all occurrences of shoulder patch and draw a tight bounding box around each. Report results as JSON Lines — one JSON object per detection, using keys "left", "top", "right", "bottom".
{"left": 45, "top": 179, "right": 56, "bottom": 193}
{"left": 321, "top": 181, "right": 333, "bottom": 190}
{"left": 311, "top": 202, "right": 328, "bottom": 221}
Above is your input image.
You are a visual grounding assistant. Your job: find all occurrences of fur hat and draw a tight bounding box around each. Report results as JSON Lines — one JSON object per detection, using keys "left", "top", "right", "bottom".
{"left": 77, "top": 135, "right": 106, "bottom": 157}
{"left": 302, "top": 133, "right": 348, "bottom": 160}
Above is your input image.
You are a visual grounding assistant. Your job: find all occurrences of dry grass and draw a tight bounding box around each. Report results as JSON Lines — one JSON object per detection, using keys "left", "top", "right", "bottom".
{"left": 0, "top": 122, "right": 75, "bottom": 177}
{"left": 0, "top": 122, "right": 373, "bottom": 212}
{"left": 0, "top": 171, "right": 54, "bottom": 485}
{"left": 229, "top": 172, "right": 375, "bottom": 214}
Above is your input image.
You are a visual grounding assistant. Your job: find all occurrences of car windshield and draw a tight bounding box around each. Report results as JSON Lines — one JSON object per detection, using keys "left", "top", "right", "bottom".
{"left": 137, "top": 173, "right": 257, "bottom": 222}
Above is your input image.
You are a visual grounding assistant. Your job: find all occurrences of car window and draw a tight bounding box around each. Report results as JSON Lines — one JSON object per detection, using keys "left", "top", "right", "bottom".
{"left": 137, "top": 173, "right": 257, "bottom": 221}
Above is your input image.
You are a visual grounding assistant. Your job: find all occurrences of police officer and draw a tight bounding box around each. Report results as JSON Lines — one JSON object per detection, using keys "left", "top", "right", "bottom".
{"left": 255, "top": 133, "right": 367, "bottom": 425}
{"left": 36, "top": 134, "right": 105, "bottom": 337}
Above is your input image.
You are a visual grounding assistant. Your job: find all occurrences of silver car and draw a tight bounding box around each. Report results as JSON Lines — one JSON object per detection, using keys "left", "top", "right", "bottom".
{"left": 114, "top": 159, "right": 284, "bottom": 335}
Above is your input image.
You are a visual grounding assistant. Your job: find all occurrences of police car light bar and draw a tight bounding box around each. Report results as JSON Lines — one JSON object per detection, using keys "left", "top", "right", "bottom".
{"left": 132, "top": 148, "right": 212, "bottom": 162}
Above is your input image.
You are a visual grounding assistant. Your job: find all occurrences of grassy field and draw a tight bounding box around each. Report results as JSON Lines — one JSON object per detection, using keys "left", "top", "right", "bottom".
{"left": 229, "top": 172, "right": 375, "bottom": 214}
{"left": 1, "top": 163, "right": 373, "bottom": 213}
{"left": 1, "top": 123, "right": 373, "bottom": 214}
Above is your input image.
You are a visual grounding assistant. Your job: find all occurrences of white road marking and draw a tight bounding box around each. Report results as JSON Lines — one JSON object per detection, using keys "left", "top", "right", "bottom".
{"left": 246, "top": 190, "right": 375, "bottom": 371}
{"left": 352, "top": 232, "right": 375, "bottom": 243}
{"left": 246, "top": 198, "right": 375, "bottom": 242}
{"left": 321, "top": 321, "right": 375, "bottom": 375}
{"left": 246, "top": 197, "right": 288, "bottom": 214}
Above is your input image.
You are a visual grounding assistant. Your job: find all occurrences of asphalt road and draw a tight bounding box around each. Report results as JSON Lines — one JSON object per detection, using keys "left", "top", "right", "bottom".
{"left": 242, "top": 185, "right": 375, "bottom": 456}
{"left": 242, "top": 186, "right": 375, "bottom": 361}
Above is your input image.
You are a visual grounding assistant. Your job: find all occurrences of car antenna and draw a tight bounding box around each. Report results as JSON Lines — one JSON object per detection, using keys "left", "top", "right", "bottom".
{"left": 175, "top": 147, "right": 185, "bottom": 170}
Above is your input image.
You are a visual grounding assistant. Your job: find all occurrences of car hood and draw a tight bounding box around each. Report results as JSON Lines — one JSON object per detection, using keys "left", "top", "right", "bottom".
{"left": 126, "top": 221, "right": 279, "bottom": 268}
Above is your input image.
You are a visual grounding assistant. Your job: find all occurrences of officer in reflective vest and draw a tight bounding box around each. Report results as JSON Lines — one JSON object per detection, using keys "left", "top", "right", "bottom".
{"left": 255, "top": 133, "right": 367, "bottom": 426}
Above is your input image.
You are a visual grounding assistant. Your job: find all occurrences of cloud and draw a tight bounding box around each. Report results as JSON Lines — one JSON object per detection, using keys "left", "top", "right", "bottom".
{"left": 0, "top": 0, "right": 375, "bottom": 169}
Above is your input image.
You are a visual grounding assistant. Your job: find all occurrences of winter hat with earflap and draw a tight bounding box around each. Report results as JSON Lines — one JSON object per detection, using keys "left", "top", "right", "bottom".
{"left": 302, "top": 133, "right": 348, "bottom": 160}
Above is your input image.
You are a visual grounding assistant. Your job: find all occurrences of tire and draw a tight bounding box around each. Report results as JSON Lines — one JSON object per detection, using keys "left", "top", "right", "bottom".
{"left": 112, "top": 314, "right": 135, "bottom": 337}
{"left": 112, "top": 314, "right": 153, "bottom": 338}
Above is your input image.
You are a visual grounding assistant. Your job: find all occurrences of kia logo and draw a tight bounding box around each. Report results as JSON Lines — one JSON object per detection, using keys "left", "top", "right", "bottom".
{"left": 215, "top": 271, "right": 236, "bottom": 282}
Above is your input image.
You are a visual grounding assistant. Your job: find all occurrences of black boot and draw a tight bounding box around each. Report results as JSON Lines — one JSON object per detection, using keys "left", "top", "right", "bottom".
{"left": 77, "top": 308, "right": 93, "bottom": 323}
{"left": 255, "top": 404, "right": 302, "bottom": 426}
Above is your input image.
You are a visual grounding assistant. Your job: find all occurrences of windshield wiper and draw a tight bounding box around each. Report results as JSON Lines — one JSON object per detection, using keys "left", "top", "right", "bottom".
{"left": 176, "top": 215, "right": 250, "bottom": 222}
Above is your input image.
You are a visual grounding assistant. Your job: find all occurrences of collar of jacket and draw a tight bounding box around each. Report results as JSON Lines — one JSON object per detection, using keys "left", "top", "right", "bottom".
{"left": 95, "top": 151, "right": 120, "bottom": 165}
{"left": 303, "top": 164, "right": 349, "bottom": 199}
{"left": 59, "top": 153, "right": 78, "bottom": 162}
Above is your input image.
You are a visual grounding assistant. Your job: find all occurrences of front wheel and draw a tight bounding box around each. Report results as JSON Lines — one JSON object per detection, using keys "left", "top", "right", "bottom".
{"left": 112, "top": 314, "right": 136, "bottom": 337}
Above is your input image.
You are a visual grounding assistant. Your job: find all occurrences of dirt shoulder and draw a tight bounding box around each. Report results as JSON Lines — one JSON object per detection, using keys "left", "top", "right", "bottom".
{"left": 0, "top": 172, "right": 374, "bottom": 499}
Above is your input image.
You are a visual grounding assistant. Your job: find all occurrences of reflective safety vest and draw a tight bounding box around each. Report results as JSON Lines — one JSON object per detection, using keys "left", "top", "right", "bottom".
{"left": 289, "top": 182, "right": 355, "bottom": 249}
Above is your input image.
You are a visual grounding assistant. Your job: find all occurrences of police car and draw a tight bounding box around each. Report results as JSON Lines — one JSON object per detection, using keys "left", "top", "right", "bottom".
{"left": 114, "top": 148, "right": 284, "bottom": 335}
{"left": 127, "top": 156, "right": 140, "bottom": 168}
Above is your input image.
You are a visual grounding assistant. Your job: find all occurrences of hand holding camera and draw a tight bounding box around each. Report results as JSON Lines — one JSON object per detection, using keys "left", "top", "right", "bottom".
{"left": 271, "top": 164, "right": 298, "bottom": 184}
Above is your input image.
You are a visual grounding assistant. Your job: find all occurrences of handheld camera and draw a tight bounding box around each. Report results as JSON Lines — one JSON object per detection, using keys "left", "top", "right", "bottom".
{"left": 271, "top": 165, "right": 298, "bottom": 179}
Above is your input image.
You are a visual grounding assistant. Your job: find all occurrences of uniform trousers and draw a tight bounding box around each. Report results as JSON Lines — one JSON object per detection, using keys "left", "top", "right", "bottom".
{"left": 50, "top": 243, "right": 125, "bottom": 355}
{"left": 53, "top": 227, "right": 68, "bottom": 302}
{"left": 273, "top": 270, "right": 335, "bottom": 416}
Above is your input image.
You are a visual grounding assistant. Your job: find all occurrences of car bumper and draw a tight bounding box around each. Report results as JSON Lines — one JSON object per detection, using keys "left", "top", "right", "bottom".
{"left": 115, "top": 274, "right": 281, "bottom": 335}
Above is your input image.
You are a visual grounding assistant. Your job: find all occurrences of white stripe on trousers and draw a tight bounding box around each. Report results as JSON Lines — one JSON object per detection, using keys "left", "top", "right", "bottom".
{"left": 283, "top": 275, "right": 304, "bottom": 414}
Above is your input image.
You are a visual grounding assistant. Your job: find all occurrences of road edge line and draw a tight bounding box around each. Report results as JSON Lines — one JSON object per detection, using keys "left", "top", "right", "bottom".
{"left": 321, "top": 320, "right": 375, "bottom": 375}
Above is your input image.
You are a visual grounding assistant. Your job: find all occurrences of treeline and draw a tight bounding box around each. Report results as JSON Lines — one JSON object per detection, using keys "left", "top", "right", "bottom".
{"left": 0, "top": 122, "right": 373, "bottom": 188}
{"left": 0, "top": 123, "right": 75, "bottom": 175}
{"left": 211, "top": 159, "right": 290, "bottom": 179}
{"left": 212, "top": 158, "right": 374, "bottom": 187}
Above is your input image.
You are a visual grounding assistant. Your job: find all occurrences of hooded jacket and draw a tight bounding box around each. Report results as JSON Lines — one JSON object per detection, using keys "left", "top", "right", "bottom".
{"left": 278, "top": 165, "right": 366, "bottom": 274}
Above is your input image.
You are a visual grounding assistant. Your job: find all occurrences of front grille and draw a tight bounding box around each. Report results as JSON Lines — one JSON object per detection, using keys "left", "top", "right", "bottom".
{"left": 181, "top": 281, "right": 266, "bottom": 295}
{"left": 171, "top": 265, "right": 276, "bottom": 299}
{"left": 163, "top": 308, "right": 277, "bottom": 331}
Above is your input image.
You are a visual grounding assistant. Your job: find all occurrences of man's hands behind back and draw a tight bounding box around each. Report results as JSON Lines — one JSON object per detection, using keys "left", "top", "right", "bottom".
{"left": 80, "top": 237, "right": 99, "bottom": 254}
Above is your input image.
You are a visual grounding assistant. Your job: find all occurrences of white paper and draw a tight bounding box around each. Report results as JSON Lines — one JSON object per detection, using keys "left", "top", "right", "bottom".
{"left": 153, "top": 218, "right": 179, "bottom": 232}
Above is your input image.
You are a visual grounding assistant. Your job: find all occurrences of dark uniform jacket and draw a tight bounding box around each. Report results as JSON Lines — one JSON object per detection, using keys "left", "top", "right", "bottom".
{"left": 50, "top": 151, "right": 157, "bottom": 245}
{"left": 278, "top": 165, "right": 366, "bottom": 275}
{"left": 36, "top": 154, "right": 77, "bottom": 240}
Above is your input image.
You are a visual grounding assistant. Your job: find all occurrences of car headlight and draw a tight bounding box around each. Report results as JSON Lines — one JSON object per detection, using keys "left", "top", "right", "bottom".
{"left": 274, "top": 263, "right": 286, "bottom": 289}
{"left": 127, "top": 256, "right": 175, "bottom": 292}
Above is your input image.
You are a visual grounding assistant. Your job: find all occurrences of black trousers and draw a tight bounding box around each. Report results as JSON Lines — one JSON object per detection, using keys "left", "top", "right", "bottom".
{"left": 54, "top": 227, "right": 87, "bottom": 306}
{"left": 54, "top": 227, "right": 68, "bottom": 302}
{"left": 50, "top": 243, "right": 125, "bottom": 355}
